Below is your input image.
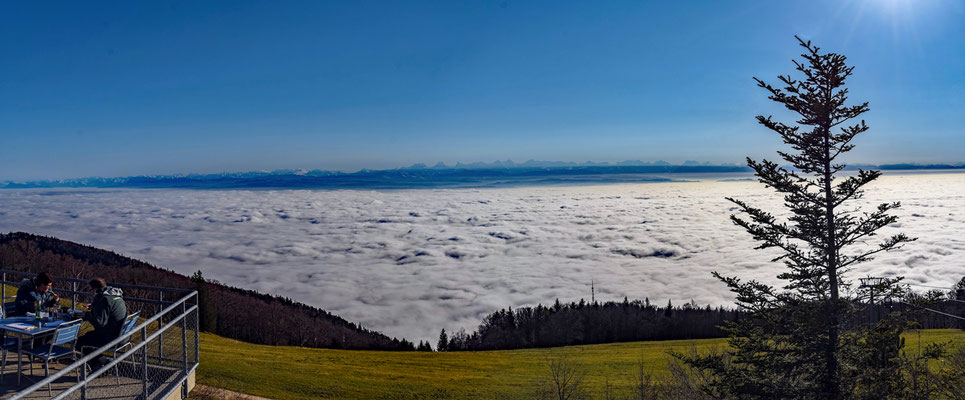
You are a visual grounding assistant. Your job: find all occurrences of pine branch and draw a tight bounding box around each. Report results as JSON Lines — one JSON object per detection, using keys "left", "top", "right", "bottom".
{"left": 832, "top": 169, "right": 880, "bottom": 207}
{"left": 838, "top": 233, "right": 915, "bottom": 269}
{"left": 838, "top": 202, "right": 904, "bottom": 246}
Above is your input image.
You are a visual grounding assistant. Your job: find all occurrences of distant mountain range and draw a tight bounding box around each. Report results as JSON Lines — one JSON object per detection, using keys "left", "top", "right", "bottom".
{"left": 2, "top": 161, "right": 962, "bottom": 190}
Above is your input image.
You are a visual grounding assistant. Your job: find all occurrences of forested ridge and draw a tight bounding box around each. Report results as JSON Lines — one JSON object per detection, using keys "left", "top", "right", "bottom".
{"left": 439, "top": 298, "right": 738, "bottom": 351}
{"left": 0, "top": 232, "right": 415, "bottom": 350}
{"left": 438, "top": 294, "right": 962, "bottom": 352}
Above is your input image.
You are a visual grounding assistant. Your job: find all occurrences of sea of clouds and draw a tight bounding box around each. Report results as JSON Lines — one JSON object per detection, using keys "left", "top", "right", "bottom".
{"left": 0, "top": 172, "right": 962, "bottom": 342}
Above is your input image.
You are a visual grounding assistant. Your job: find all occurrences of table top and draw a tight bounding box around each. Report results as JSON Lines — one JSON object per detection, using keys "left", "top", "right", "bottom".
{"left": 0, "top": 315, "right": 80, "bottom": 336}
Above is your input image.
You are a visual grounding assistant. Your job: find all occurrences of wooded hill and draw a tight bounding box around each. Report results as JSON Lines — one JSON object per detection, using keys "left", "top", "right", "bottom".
{"left": 441, "top": 294, "right": 963, "bottom": 352}
{"left": 440, "top": 298, "right": 740, "bottom": 351}
{"left": 0, "top": 232, "right": 414, "bottom": 350}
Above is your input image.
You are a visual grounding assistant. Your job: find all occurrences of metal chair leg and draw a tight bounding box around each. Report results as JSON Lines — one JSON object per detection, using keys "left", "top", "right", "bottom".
{"left": 45, "top": 361, "right": 51, "bottom": 396}
{"left": 113, "top": 349, "right": 120, "bottom": 385}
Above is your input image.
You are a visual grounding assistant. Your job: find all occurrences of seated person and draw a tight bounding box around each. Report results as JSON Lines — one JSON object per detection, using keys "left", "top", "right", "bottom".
{"left": 77, "top": 278, "right": 127, "bottom": 368}
{"left": 12, "top": 272, "right": 60, "bottom": 317}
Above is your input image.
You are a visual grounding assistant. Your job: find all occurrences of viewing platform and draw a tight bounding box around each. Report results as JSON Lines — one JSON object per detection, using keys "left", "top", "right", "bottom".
{"left": 0, "top": 270, "right": 199, "bottom": 400}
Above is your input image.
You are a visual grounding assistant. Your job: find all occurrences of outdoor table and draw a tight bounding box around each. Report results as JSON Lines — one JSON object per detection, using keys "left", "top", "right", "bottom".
{"left": 0, "top": 312, "right": 82, "bottom": 386}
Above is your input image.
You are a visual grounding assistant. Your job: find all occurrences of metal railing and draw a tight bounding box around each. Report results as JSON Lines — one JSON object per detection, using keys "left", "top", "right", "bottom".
{"left": 1, "top": 270, "right": 199, "bottom": 400}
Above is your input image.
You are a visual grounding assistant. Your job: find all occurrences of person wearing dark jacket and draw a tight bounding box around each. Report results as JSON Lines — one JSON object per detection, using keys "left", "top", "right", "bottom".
{"left": 77, "top": 278, "right": 127, "bottom": 368}
{"left": 12, "top": 272, "right": 60, "bottom": 317}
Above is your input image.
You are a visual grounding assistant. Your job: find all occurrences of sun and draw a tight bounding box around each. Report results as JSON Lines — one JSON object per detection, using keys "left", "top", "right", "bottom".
{"left": 839, "top": 0, "right": 951, "bottom": 46}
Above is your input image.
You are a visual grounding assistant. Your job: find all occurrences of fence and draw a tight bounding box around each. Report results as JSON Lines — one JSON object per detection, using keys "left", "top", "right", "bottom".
{"left": 1, "top": 270, "right": 199, "bottom": 400}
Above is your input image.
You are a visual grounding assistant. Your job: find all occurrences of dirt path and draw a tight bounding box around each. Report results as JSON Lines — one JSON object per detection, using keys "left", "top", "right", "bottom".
{"left": 192, "top": 384, "right": 274, "bottom": 400}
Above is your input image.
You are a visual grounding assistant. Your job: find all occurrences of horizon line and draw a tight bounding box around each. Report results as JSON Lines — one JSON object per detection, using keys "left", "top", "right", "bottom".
{"left": 3, "top": 161, "right": 964, "bottom": 187}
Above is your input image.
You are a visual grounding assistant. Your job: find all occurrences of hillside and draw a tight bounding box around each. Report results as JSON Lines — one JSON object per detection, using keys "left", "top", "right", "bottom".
{"left": 196, "top": 329, "right": 965, "bottom": 400}
{"left": 0, "top": 232, "right": 412, "bottom": 350}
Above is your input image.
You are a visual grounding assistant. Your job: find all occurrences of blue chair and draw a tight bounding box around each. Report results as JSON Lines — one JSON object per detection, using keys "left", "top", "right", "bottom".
{"left": 23, "top": 319, "right": 81, "bottom": 395}
{"left": 0, "top": 335, "right": 20, "bottom": 384}
{"left": 80, "top": 312, "right": 140, "bottom": 385}
{"left": 2, "top": 302, "right": 17, "bottom": 319}
{"left": 0, "top": 301, "right": 26, "bottom": 383}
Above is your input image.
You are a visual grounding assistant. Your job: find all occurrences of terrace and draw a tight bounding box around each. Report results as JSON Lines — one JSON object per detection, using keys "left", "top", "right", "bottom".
{"left": 0, "top": 270, "right": 199, "bottom": 400}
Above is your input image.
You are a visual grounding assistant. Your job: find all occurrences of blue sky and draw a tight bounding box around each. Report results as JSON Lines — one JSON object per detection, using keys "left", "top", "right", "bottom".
{"left": 2, "top": 0, "right": 963, "bottom": 180}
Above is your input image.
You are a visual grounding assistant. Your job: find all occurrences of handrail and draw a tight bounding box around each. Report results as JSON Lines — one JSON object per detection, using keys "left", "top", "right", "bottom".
{"left": 0, "top": 268, "right": 194, "bottom": 294}
{"left": 9, "top": 290, "right": 198, "bottom": 400}
{"left": 6, "top": 290, "right": 177, "bottom": 306}
{"left": 50, "top": 304, "right": 198, "bottom": 400}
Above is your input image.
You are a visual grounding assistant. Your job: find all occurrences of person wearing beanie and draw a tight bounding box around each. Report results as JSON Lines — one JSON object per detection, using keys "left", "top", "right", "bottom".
{"left": 12, "top": 271, "right": 60, "bottom": 317}
{"left": 77, "top": 277, "right": 127, "bottom": 370}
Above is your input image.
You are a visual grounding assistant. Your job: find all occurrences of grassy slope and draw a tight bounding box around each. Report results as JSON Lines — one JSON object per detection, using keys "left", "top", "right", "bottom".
{"left": 198, "top": 329, "right": 965, "bottom": 400}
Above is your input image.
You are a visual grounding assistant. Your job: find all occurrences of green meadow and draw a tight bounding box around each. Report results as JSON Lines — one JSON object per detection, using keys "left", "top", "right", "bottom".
{"left": 4, "top": 284, "right": 961, "bottom": 399}
{"left": 197, "top": 329, "right": 965, "bottom": 400}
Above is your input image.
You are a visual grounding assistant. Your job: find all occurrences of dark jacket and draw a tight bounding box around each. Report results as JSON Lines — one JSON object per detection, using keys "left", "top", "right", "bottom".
{"left": 83, "top": 287, "right": 127, "bottom": 339}
{"left": 12, "top": 278, "right": 58, "bottom": 317}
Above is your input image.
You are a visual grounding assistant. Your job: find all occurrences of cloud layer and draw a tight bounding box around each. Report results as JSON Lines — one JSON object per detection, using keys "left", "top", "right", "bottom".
{"left": 1, "top": 172, "right": 962, "bottom": 342}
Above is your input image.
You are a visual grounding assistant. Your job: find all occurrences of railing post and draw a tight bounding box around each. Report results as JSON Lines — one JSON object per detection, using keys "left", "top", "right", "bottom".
{"left": 194, "top": 292, "right": 200, "bottom": 367}
{"left": 141, "top": 326, "right": 149, "bottom": 399}
{"left": 72, "top": 281, "right": 78, "bottom": 311}
{"left": 158, "top": 290, "right": 164, "bottom": 362}
{"left": 2, "top": 272, "right": 6, "bottom": 307}
{"left": 80, "top": 360, "right": 88, "bottom": 400}
{"left": 181, "top": 300, "right": 189, "bottom": 398}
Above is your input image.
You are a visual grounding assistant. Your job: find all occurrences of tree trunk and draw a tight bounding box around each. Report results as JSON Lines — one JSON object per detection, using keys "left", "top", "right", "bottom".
{"left": 823, "top": 93, "right": 840, "bottom": 399}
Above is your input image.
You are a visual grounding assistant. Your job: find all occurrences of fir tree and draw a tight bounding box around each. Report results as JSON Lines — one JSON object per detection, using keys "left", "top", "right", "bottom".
{"left": 954, "top": 276, "right": 965, "bottom": 330}
{"left": 682, "top": 37, "right": 914, "bottom": 399}
{"left": 953, "top": 276, "right": 965, "bottom": 301}
{"left": 437, "top": 329, "right": 449, "bottom": 352}
{"left": 191, "top": 270, "right": 217, "bottom": 333}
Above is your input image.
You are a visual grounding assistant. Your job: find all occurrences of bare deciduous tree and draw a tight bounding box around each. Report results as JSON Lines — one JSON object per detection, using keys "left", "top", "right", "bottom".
{"left": 631, "top": 359, "right": 660, "bottom": 400}
{"left": 536, "top": 353, "right": 589, "bottom": 400}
